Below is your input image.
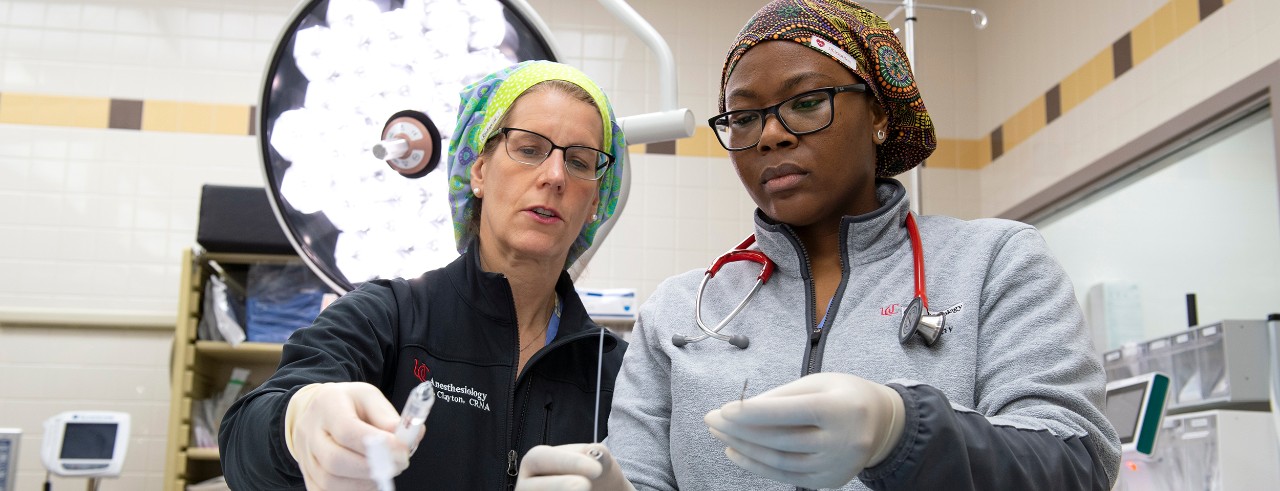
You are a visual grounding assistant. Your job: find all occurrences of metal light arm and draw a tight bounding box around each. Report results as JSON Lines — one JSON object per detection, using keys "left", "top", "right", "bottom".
{"left": 597, "top": 0, "right": 695, "bottom": 145}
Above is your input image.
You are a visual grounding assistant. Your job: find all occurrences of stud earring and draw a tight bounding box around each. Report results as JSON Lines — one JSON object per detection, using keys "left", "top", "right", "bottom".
{"left": 592, "top": 213, "right": 599, "bottom": 222}
{"left": 473, "top": 187, "right": 482, "bottom": 198}
{"left": 876, "top": 129, "right": 886, "bottom": 142}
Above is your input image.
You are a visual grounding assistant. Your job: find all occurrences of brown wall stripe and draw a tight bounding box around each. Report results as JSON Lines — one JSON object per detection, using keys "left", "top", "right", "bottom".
{"left": 646, "top": 140, "right": 676, "bottom": 155}
{"left": 1198, "top": 0, "right": 1223, "bottom": 20}
{"left": 108, "top": 99, "right": 143, "bottom": 130}
{"left": 1045, "top": 84, "right": 1062, "bottom": 124}
{"left": 249, "top": 106, "right": 257, "bottom": 136}
{"left": 1112, "top": 33, "right": 1134, "bottom": 78}
{"left": 990, "top": 126, "right": 1004, "bottom": 160}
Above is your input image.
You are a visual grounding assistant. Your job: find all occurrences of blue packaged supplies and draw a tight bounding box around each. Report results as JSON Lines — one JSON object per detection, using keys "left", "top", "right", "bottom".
{"left": 245, "top": 263, "right": 330, "bottom": 343}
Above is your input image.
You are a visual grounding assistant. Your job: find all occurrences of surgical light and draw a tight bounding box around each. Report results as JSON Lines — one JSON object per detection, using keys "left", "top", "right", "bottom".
{"left": 260, "top": 0, "right": 558, "bottom": 293}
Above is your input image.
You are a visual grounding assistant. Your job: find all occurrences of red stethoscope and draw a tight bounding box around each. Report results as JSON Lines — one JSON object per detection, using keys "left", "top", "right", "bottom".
{"left": 671, "top": 213, "right": 947, "bottom": 349}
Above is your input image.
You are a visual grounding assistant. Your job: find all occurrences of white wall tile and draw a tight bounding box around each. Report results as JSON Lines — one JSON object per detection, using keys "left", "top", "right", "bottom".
{"left": 79, "top": 3, "right": 116, "bottom": 32}
{"left": 43, "top": 29, "right": 80, "bottom": 62}
{"left": 3, "top": 26, "right": 42, "bottom": 59}
{"left": 0, "top": 157, "right": 28, "bottom": 191}
{"left": 254, "top": 11, "right": 289, "bottom": 42}
{"left": 7, "top": 0, "right": 44, "bottom": 28}
{"left": 582, "top": 29, "right": 614, "bottom": 59}
{"left": 44, "top": 2, "right": 81, "bottom": 30}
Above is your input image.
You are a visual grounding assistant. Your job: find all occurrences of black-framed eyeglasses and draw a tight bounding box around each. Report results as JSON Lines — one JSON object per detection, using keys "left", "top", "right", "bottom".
{"left": 708, "top": 83, "right": 869, "bottom": 151}
{"left": 496, "top": 127, "right": 615, "bottom": 181}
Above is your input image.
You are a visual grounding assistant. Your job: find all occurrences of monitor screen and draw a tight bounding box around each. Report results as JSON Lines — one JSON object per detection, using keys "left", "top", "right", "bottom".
{"left": 59, "top": 423, "right": 117, "bottom": 460}
{"left": 1105, "top": 383, "right": 1147, "bottom": 443}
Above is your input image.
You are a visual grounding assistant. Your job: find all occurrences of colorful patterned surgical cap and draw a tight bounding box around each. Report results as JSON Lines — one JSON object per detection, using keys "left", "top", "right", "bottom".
{"left": 721, "top": 0, "right": 936, "bottom": 176}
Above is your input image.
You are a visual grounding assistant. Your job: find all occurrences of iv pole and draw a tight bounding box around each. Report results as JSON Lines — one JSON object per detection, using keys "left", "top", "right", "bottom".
{"left": 857, "top": 0, "right": 988, "bottom": 214}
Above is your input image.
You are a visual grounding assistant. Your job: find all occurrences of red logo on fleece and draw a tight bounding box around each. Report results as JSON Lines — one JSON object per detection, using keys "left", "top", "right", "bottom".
{"left": 880, "top": 304, "right": 899, "bottom": 316}
{"left": 413, "top": 359, "right": 430, "bottom": 383}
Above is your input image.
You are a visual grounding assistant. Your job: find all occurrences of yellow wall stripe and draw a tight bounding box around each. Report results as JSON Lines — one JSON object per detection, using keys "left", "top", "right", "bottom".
{"left": 0, "top": 93, "right": 111, "bottom": 128}
{"left": 1002, "top": 94, "right": 1048, "bottom": 153}
{"left": 675, "top": 127, "right": 729, "bottom": 158}
{"left": 141, "top": 101, "right": 251, "bottom": 135}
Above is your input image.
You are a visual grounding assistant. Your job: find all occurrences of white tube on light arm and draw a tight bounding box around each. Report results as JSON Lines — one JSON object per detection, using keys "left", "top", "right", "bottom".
{"left": 619, "top": 109, "right": 695, "bottom": 146}
{"left": 372, "top": 138, "right": 410, "bottom": 160}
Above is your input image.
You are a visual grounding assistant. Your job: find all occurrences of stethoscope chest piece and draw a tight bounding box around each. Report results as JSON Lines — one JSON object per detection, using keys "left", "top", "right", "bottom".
{"left": 897, "top": 212, "right": 945, "bottom": 347}
{"left": 898, "top": 297, "right": 923, "bottom": 344}
{"left": 898, "top": 296, "right": 946, "bottom": 347}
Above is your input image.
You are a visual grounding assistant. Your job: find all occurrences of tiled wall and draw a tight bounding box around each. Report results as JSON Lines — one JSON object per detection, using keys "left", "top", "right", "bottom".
{"left": 2, "top": 0, "right": 1274, "bottom": 488}
{"left": 0, "top": 325, "right": 172, "bottom": 490}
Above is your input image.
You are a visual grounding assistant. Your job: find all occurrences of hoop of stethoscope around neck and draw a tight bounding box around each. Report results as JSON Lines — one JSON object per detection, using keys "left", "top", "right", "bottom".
{"left": 671, "top": 212, "right": 947, "bottom": 349}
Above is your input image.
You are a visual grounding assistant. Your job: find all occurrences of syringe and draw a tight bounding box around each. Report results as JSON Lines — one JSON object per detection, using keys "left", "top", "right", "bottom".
{"left": 394, "top": 380, "right": 435, "bottom": 452}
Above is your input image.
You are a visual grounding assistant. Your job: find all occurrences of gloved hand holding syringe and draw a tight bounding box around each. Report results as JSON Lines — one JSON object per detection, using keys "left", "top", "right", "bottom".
{"left": 366, "top": 379, "right": 435, "bottom": 491}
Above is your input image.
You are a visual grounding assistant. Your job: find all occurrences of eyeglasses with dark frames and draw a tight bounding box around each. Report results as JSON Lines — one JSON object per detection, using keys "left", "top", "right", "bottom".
{"left": 496, "top": 127, "right": 615, "bottom": 181}
{"left": 707, "top": 83, "right": 869, "bottom": 151}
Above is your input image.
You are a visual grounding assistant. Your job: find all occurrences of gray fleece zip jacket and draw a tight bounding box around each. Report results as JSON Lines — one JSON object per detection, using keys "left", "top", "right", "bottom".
{"left": 606, "top": 179, "right": 1120, "bottom": 490}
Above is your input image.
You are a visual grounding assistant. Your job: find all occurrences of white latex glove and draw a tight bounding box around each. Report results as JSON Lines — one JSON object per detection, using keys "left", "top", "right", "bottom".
{"left": 515, "top": 443, "right": 636, "bottom": 491}
{"left": 703, "top": 372, "right": 906, "bottom": 489}
{"left": 285, "top": 382, "right": 422, "bottom": 490}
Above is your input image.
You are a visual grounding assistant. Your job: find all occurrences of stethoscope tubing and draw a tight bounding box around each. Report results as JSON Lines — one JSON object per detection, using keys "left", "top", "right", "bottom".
{"left": 906, "top": 212, "right": 929, "bottom": 309}
{"left": 690, "top": 273, "right": 765, "bottom": 344}
{"left": 674, "top": 212, "right": 941, "bottom": 349}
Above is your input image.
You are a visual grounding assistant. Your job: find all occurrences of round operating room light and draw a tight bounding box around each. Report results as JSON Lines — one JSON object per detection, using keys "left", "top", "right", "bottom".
{"left": 259, "top": 0, "right": 558, "bottom": 293}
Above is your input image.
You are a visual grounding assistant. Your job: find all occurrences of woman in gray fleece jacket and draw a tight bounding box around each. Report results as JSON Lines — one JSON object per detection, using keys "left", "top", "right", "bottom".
{"left": 514, "top": 1, "right": 1121, "bottom": 490}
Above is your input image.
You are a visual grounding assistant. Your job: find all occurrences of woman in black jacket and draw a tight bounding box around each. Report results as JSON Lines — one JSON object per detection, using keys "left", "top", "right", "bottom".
{"left": 219, "top": 60, "right": 629, "bottom": 490}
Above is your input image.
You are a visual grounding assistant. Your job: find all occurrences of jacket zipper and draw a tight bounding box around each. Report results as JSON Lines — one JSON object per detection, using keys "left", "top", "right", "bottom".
{"left": 505, "top": 288, "right": 520, "bottom": 483}
{"left": 781, "top": 222, "right": 853, "bottom": 377}
{"left": 784, "top": 221, "right": 852, "bottom": 491}
{"left": 541, "top": 401, "right": 553, "bottom": 444}
{"left": 779, "top": 225, "right": 823, "bottom": 376}
{"left": 504, "top": 314, "right": 614, "bottom": 484}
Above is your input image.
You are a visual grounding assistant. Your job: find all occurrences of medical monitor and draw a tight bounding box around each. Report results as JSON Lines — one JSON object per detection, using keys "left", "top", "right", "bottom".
{"left": 1105, "top": 372, "right": 1169, "bottom": 455}
{"left": 1, "top": 428, "right": 20, "bottom": 491}
{"left": 41, "top": 411, "right": 130, "bottom": 477}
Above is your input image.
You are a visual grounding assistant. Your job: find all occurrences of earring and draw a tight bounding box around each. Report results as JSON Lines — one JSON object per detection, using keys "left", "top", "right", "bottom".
{"left": 592, "top": 213, "right": 599, "bottom": 222}
{"left": 876, "top": 129, "right": 886, "bottom": 142}
{"left": 473, "top": 187, "right": 482, "bottom": 198}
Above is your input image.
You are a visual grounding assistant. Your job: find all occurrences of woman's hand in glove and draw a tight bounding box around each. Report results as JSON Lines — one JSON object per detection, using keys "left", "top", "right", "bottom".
{"left": 704, "top": 372, "right": 906, "bottom": 489}
{"left": 515, "top": 443, "right": 636, "bottom": 491}
{"left": 285, "top": 382, "right": 417, "bottom": 490}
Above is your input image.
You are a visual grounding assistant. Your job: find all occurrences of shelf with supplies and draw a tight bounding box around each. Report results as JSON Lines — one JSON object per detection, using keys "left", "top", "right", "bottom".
{"left": 163, "top": 248, "right": 297, "bottom": 491}
{"left": 1102, "top": 319, "right": 1272, "bottom": 415}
